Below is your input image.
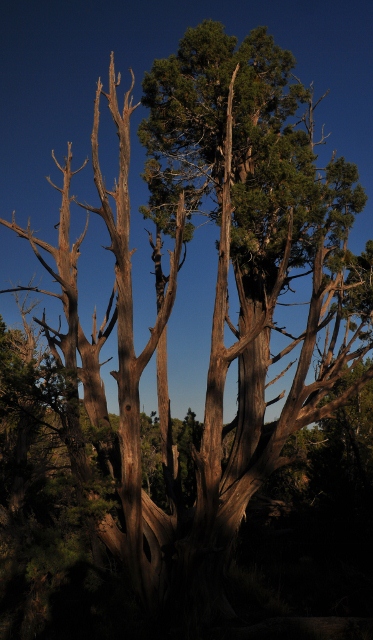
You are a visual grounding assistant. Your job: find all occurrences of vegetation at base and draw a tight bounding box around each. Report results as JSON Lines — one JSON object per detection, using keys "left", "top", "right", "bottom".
{"left": 0, "top": 310, "right": 372, "bottom": 638}
{"left": 1, "top": 451, "right": 372, "bottom": 639}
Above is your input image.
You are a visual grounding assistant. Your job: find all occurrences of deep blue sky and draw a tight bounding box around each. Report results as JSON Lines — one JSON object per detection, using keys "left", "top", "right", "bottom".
{"left": 1, "top": 0, "right": 372, "bottom": 421}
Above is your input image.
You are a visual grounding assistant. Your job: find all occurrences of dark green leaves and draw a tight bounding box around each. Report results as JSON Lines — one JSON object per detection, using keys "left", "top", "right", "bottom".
{"left": 140, "top": 20, "right": 367, "bottom": 305}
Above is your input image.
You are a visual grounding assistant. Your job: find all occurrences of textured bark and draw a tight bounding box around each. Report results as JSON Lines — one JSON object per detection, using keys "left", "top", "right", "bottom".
{"left": 192, "top": 65, "right": 239, "bottom": 544}
{"left": 149, "top": 226, "right": 179, "bottom": 510}
{"left": 221, "top": 306, "right": 269, "bottom": 495}
{"left": 87, "top": 55, "right": 185, "bottom": 609}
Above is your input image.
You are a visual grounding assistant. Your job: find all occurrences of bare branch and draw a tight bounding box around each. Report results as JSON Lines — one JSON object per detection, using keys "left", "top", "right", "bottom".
{"left": 285, "top": 269, "right": 313, "bottom": 283}
{"left": 51, "top": 149, "right": 65, "bottom": 173}
{"left": 178, "top": 241, "right": 187, "bottom": 271}
{"left": 72, "top": 157, "right": 89, "bottom": 176}
{"left": 27, "top": 235, "right": 69, "bottom": 292}
{"left": 145, "top": 228, "right": 155, "bottom": 250}
{"left": 0, "top": 216, "right": 58, "bottom": 258}
{"left": 269, "top": 208, "right": 294, "bottom": 305}
{"left": 99, "top": 356, "right": 113, "bottom": 368}
{"left": 222, "top": 414, "right": 238, "bottom": 438}
{"left": 46, "top": 176, "right": 63, "bottom": 193}
{"left": 313, "top": 88, "right": 330, "bottom": 111}
{"left": 90, "top": 78, "right": 117, "bottom": 239}
{"left": 0, "top": 285, "right": 61, "bottom": 299}
{"left": 224, "top": 308, "right": 267, "bottom": 363}
{"left": 136, "top": 193, "right": 185, "bottom": 375}
{"left": 92, "top": 307, "right": 97, "bottom": 344}
{"left": 266, "top": 390, "right": 285, "bottom": 407}
{"left": 33, "top": 315, "right": 63, "bottom": 339}
{"left": 73, "top": 212, "right": 90, "bottom": 251}
{"left": 225, "top": 311, "right": 239, "bottom": 339}
{"left": 265, "top": 360, "right": 296, "bottom": 388}
{"left": 269, "top": 310, "right": 334, "bottom": 366}
{"left": 296, "top": 364, "right": 373, "bottom": 429}
{"left": 74, "top": 199, "right": 106, "bottom": 216}
{"left": 98, "top": 283, "right": 118, "bottom": 340}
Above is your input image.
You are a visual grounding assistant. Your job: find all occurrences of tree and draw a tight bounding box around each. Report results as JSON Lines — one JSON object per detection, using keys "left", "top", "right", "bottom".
{"left": 1, "top": 22, "right": 372, "bottom": 630}
{"left": 311, "top": 361, "right": 373, "bottom": 514}
{"left": 139, "top": 20, "right": 372, "bottom": 617}
{"left": 0, "top": 304, "right": 47, "bottom": 519}
{"left": 1, "top": 54, "right": 185, "bottom": 617}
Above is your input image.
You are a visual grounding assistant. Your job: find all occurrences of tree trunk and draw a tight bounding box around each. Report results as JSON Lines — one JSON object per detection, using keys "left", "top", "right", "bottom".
{"left": 221, "top": 317, "right": 269, "bottom": 493}
{"left": 151, "top": 225, "right": 179, "bottom": 511}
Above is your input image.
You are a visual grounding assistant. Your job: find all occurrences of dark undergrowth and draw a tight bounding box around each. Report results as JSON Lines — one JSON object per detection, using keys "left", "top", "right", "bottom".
{"left": 1, "top": 503, "right": 372, "bottom": 640}
{"left": 236, "top": 506, "right": 373, "bottom": 621}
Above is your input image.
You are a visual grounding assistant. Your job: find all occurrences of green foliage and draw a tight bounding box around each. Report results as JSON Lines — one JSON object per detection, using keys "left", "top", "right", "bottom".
{"left": 139, "top": 412, "right": 165, "bottom": 503}
{"left": 140, "top": 21, "right": 366, "bottom": 307}
{"left": 309, "top": 363, "right": 373, "bottom": 514}
{"left": 344, "top": 241, "right": 373, "bottom": 322}
{"left": 0, "top": 316, "right": 50, "bottom": 512}
{"left": 139, "top": 22, "right": 312, "bottom": 265}
{"left": 0, "top": 316, "right": 41, "bottom": 421}
{"left": 174, "top": 408, "right": 202, "bottom": 507}
{"left": 25, "top": 527, "right": 87, "bottom": 581}
{"left": 137, "top": 408, "right": 203, "bottom": 509}
{"left": 261, "top": 362, "right": 373, "bottom": 528}
{"left": 258, "top": 426, "right": 320, "bottom": 514}
{"left": 140, "top": 20, "right": 302, "bottom": 165}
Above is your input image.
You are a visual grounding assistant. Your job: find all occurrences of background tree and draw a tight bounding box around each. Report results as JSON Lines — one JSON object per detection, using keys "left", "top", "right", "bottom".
{"left": 0, "top": 302, "right": 49, "bottom": 520}
{"left": 310, "top": 361, "right": 373, "bottom": 516}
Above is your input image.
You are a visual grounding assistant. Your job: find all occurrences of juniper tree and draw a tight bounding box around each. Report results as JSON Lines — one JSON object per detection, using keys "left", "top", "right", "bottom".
{"left": 0, "top": 21, "right": 372, "bottom": 629}
{"left": 139, "top": 20, "right": 371, "bottom": 616}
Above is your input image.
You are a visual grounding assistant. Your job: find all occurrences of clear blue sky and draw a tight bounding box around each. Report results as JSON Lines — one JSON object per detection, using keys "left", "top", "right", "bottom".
{"left": 1, "top": 0, "right": 372, "bottom": 421}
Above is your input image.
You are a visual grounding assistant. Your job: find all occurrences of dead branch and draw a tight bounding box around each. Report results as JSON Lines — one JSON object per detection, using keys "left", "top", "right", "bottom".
{"left": 0, "top": 216, "right": 57, "bottom": 258}
{"left": 0, "top": 285, "right": 61, "bottom": 299}
{"left": 265, "top": 360, "right": 296, "bottom": 388}
{"left": 269, "top": 310, "right": 334, "bottom": 365}
{"left": 136, "top": 193, "right": 186, "bottom": 376}
{"left": 265, "top": 390, "right": 285, "bottom": 407}
{"left": 225, "top": 311, "right": 239, "bottom": 338}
